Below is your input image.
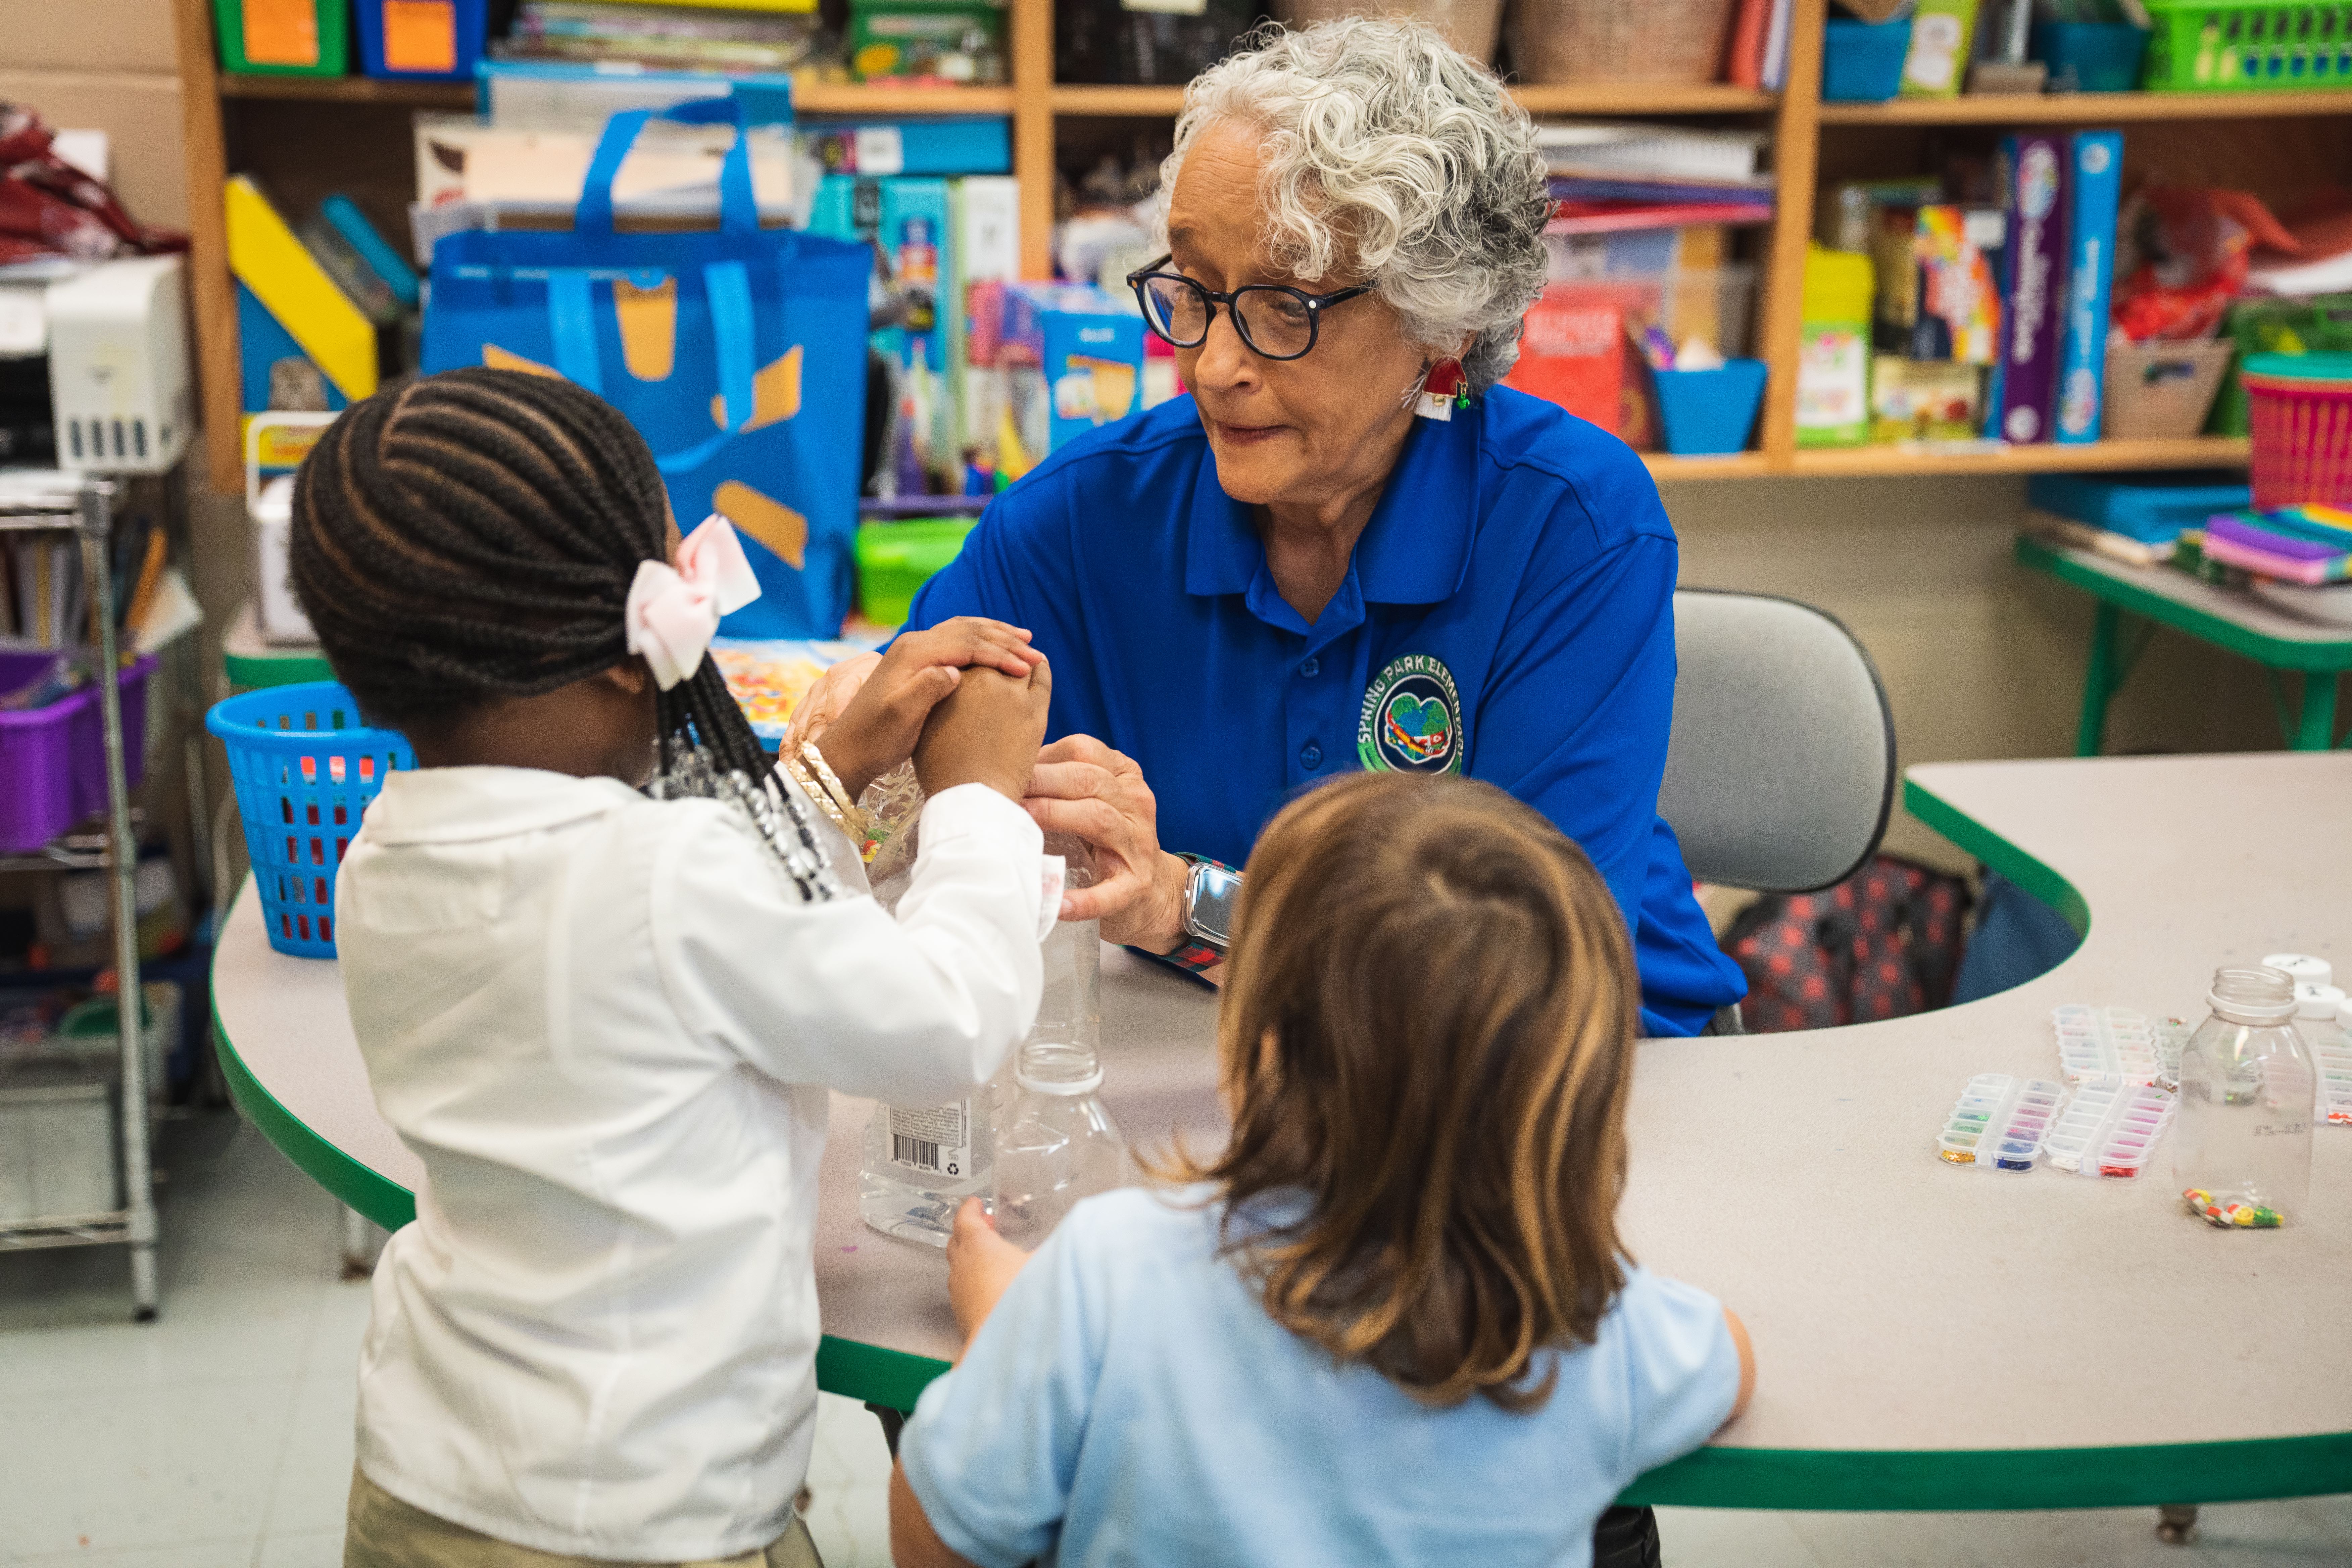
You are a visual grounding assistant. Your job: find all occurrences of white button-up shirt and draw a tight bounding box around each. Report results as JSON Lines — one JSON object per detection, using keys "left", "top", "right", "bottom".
{"left": 335, "top": 767, "right": 1041, "bottom": 1560}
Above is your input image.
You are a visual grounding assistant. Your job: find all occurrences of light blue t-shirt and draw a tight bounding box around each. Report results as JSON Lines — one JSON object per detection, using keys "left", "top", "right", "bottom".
{"left": 900, "top": 1187, "right": 1741, "bottom": 1568}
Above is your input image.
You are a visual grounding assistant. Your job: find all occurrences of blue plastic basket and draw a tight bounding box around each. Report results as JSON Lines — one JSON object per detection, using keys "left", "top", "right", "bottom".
{"left": 1654, "top": 360, "right": 1769, "bottom": 455}
{"left": 206, "top": 682, "right": 413, "bottom": 958}
{"left": 1822, "top": 18, "right": 1912, "bottom": 101}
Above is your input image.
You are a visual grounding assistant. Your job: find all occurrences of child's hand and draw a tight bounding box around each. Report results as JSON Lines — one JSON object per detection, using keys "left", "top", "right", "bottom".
{"left": 812, "top": 620, "right": 1042, "bottom": 797}
{"left": 946, "top": 1197, "right": 1031, "bottom": 1352}
{"left": 913, "top": 658, "right": 1053, "bottom": 804}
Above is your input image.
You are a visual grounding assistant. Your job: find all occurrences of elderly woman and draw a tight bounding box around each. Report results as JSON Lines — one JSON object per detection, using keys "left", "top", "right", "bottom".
{"left": 889, "top": 18, "right": 1745, "bottom": 1040}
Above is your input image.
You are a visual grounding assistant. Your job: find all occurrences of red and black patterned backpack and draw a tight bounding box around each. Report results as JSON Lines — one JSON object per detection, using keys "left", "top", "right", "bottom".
{"left": 1723, "top": 855, "right": 1971, "bottom": 1033}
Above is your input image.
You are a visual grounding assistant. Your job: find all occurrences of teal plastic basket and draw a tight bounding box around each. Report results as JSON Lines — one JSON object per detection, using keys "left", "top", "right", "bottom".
{"left": 206, "top": 682, "right": 413, "bottom": 958}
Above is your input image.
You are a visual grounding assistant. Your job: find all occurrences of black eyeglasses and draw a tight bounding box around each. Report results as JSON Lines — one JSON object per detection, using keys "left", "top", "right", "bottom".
{"left": 1124, "top": 256, "right": 1374, "bottom": 362}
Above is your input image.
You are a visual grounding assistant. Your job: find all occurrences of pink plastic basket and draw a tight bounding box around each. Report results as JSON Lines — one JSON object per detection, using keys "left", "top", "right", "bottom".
{"left": 0, "top": 652, "right": 155, "bottom": 853}
{"left": 2245, "top": 353, "right": 2352, "bottom": 510}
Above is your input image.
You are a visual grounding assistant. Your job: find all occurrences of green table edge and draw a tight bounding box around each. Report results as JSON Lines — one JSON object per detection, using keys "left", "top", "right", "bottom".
{"left": 225, "top": 648, "right": 335, "bottom": 689}
{"left": 207, "top": 971, "right": 950, "bottom": 1414}
{"left": 1902, "top": 773, "right": 2091, "bottom": 939}
{"left": 209, "top": 891, "right": 2352, "bottom": 1509}
{"left": 2015, "top": 534, "right": 2352, "bottom": 674}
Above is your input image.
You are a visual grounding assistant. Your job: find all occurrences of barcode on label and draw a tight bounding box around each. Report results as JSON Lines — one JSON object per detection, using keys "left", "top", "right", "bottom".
{"left": 893, "top": 1134, "right": 943, "bottom": 1173}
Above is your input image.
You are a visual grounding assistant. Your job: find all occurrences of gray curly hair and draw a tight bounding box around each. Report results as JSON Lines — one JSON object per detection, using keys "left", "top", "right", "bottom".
{"left": 1158, "top": 16, "right": 1552, "bottom": 394}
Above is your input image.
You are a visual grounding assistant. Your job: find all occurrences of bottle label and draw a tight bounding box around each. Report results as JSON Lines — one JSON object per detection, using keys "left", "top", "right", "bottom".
{"left": 888, "top": 1101, "right": 970, "bottom": 1180}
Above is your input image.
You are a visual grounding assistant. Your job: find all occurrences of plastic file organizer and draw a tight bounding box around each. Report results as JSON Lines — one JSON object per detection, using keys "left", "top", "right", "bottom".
{"left": 2052, "top": 1005, "right": 2161, "bottom": 1085}
{"left": 1938, "top": 1075, "right": 2068, "bottom": 1170}
{"left": 206, "top": 682, "right": 413, "bottom": 959}
{"left": 2043, "top": 1081, "right": 2178, "bottom": 1177}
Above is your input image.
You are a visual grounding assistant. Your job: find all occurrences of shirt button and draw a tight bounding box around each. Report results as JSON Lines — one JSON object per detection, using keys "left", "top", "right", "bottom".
{"left": 1300, "top": 742, "right": 1323, "bottom": 770}
{"left": 1299, "top": 657, "right": 1319, "bottom": 678}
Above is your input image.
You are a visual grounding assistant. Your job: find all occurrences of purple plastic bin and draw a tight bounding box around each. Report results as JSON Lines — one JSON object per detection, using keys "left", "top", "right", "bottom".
{"left": 0, "top": 651, "right": 155, "bottom": 853}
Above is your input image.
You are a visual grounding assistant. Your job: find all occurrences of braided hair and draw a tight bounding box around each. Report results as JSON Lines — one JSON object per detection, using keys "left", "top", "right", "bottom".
{"left": 289, "top": 366, "right": 839, "bottom": 898}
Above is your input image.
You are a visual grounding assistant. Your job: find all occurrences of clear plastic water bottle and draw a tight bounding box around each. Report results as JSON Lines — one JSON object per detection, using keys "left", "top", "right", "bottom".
{"left": 2175, "top": 966, "right": 2316, "bottom": 1230}
{"left": 858, "top": 800, "right": 992, "bottom": 1249}
{"left": 993, "top": 836, "right": 1127, "bottom": 1248}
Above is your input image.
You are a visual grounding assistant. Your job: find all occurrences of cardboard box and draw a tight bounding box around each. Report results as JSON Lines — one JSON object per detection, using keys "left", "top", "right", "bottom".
{"left": 0, "top": 0, "right": 182, "bottom": 74}
{"left": 0, "top": 70, "right": 188, "bottom": 230}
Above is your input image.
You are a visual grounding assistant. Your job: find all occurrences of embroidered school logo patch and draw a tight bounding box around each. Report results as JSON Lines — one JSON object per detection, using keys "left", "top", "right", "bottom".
{"left": 1358, "top": 654, "right": 1464, "bottom": 775}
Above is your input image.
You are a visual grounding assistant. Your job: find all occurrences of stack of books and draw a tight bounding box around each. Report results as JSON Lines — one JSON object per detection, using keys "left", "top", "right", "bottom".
{"left": 2197, "top": 506, "right": 2352, "bottom": 585}
{"left": 501, "top": 2, "right": 823, "bottom": 74}
{"left": 1537, "top": 125, "right": 1774, "bottom": 234}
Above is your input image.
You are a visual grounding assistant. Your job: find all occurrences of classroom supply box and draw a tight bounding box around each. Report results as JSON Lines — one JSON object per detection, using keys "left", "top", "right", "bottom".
{"left": 998, "top": 284, "right": 1144, "bottom": 457}
{"left": 213, "top": 0, "right": 349, "bottom": 76}
{"left": 2055, "top": 133, "right": 2122, "bottom": 445}
{"left": 355, "top": 0, "right": 488, "bottom": 81}
{"left": 423, "top": 99, "right": 872, "bottom": 639}
{"left": 1991, "top": 135, "right": 2069, "bottom": 445}
{"left": 0, "top": 652, "right": 156, "bottom": 855}
{"left": 207, "top": 683, "right": 415, "bottom": 959}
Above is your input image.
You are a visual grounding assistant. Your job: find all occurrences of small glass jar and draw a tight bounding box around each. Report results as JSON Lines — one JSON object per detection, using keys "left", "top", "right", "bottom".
{"left": 2174, "top": 966, "right": 2316, "bottom": 1230}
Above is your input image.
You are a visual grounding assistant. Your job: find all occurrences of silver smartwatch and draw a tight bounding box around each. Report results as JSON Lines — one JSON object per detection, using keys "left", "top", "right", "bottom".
{"left": 1176, "top": 855, "right": 1243, "bottom": 952}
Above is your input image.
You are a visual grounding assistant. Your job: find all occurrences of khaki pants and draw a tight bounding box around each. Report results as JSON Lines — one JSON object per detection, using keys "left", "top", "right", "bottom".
{"left": 345, "top": 1467, "right": 825, "bottom": 1568}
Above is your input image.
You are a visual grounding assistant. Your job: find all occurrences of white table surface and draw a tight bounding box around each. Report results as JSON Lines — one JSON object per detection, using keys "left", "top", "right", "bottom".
{"left": 211, "top": 752, "right": 2352, "bottom": 1498}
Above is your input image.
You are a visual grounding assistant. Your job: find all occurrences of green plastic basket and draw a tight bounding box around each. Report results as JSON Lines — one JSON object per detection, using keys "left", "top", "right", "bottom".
{"left": 855, "top": 518, "right": 977, "bottom": 627}
{"left": 2143, "top": 0, "right": 2352, "bottom": 91}
{"left": 212, "top": 0, "right": 350, "bottom": 78}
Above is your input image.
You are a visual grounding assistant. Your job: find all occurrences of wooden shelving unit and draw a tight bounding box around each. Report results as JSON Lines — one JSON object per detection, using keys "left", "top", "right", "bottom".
{"left": 169, "top": 0, "right": 2347, "bottom": 494}
{"left": 1819, "top": 87, "right": 2352, "bottom": 125}
{"left": 1788, "top": 435, "right": 2251, "bottom": 478}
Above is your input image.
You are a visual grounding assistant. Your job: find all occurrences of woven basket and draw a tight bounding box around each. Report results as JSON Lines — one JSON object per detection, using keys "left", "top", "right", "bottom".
{"left": 1282, "top": 0, "right": 1505, "bottom": 62}
{"left": 1510, "top": 0, "right": 1737, "bottom": 83}
{"left": 2102, "top": 339, "right": 2234, "bottom": 440}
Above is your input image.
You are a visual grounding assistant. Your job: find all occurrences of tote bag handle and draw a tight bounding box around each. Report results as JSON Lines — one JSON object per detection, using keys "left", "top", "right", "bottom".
{"left": 576, "top": 95, "right": 759, "bottom": 242}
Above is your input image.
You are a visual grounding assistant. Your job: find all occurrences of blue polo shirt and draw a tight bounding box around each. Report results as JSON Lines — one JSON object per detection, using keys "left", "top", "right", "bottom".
{"left": 904, "top": 388, "right": 1744, "bottom": 1036}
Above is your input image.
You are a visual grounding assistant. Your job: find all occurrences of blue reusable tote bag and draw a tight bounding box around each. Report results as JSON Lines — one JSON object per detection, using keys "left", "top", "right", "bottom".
{"left": 422, "top": 98, "right": 870, "bottom": 637}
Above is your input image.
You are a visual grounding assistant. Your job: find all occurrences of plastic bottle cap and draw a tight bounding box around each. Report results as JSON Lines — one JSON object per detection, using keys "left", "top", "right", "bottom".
{"left": 2263, "top": 952, "right": 2332, "bottom": 987}
{"left": 2339, "top": 997, "right": 2352, "bottom": 1028}
{"left": 2295, "top": 983, "right": 2346, "bottom": 1020}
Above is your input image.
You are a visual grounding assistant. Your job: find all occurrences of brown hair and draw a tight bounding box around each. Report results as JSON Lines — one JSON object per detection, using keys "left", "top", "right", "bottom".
{"left": 1177, "top": 771, "right": 1639, "bottom": 1411}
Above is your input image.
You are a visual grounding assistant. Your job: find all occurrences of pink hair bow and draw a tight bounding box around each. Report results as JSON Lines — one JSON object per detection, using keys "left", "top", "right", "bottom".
{"left": 624, "top": 514, "right": 763, "bottom": 691}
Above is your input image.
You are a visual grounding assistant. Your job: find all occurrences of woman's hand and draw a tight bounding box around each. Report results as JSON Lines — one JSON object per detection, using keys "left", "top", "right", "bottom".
{"left": 1023, "top": 735, "right": 1191, "bottom": 953}
{"left": 913, "top": 660, "right": 1053, "bottom": 804}
{"left": 804, "top": 619, "right": 1042, "bottom": 797}
{"left": 946, "top": 1197, "right": 1030, "bottom": 1351}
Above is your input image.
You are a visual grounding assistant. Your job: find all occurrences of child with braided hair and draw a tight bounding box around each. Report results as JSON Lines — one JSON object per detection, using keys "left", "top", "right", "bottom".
{"left": 293, "top": 368, "right": 1054, "bottom": 1568}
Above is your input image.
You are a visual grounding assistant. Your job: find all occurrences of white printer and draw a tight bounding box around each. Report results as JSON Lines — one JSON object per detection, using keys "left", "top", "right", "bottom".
{"left": 46, "top": 254, "right": 191, "bottom": 475}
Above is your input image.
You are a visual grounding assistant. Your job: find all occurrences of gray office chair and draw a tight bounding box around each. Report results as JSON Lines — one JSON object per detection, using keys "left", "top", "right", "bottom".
{"left": 1659, "top": 589, "right": 1896, "bottom": 896}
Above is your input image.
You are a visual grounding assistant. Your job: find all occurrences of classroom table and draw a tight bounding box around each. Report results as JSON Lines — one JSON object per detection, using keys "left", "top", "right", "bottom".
{"left": 2016, "top": 532, "right": 2352, "bottom": 755}
{"left": 210, "top": 753, "right": 2352, "bottom": 1512}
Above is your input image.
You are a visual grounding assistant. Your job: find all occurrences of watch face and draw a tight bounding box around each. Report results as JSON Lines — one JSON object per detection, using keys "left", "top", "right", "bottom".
{"left": 1189, "top": 863, "right": 1243, "bottom": 947}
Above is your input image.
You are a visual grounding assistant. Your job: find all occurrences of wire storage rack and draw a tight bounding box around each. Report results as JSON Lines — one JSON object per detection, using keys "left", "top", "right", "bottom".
{"left": 0, "top": 476, "right": 158, "bottom": 1319}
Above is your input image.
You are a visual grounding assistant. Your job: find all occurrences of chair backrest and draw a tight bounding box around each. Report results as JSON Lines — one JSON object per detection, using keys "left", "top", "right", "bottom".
{"left": 1658, "top": 589, "right": 1895, "bottom": 893}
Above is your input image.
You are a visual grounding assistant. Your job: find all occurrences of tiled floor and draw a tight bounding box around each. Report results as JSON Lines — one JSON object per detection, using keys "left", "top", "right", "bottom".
{"left": 2, "top": 1117, "right": 2344, "bottom": 1567}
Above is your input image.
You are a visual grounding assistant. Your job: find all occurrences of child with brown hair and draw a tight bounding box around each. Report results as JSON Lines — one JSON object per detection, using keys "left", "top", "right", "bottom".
{"left": 889, "top": 770, "right": 1755, "bottom": 1568}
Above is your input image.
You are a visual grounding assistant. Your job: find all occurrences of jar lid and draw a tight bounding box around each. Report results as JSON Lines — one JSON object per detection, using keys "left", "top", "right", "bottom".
{"left": 2296, "top": 982, "right": 2346, "bottom": 1020}
{"left": 2243, "top": 351, "right": 2352, "bottom": 384}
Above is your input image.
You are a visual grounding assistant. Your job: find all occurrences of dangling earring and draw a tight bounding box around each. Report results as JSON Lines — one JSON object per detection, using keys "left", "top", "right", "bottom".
{"left": 1410, "top": 357, "right": 1470, "bottom": 422}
